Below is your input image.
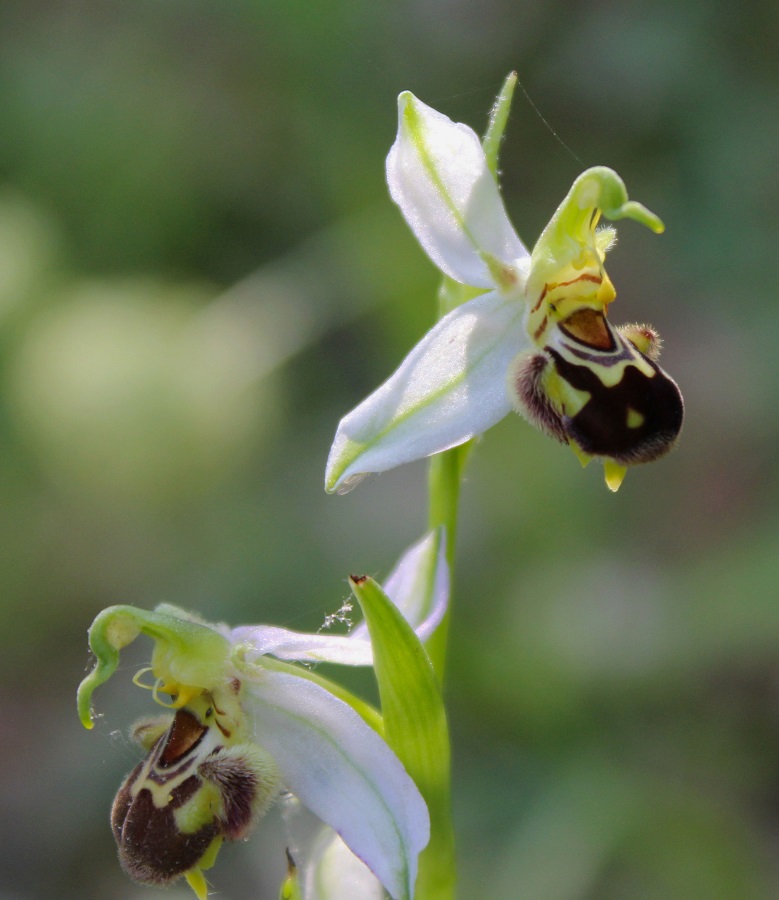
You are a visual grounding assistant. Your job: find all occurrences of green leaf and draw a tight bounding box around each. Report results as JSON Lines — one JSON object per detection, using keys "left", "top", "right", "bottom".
{"left": 350, "top": 552, "right": 454, "bottom": 900}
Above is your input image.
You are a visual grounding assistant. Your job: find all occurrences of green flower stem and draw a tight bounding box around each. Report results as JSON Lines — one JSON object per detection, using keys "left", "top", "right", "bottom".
{"left": 426, "top": 70, "right": 517, "bottom": 682}
{"left": 425, "top": 442, "right": 471, "bottom": 679}
{"left": 419, "top": 74, "right": 518, "bottom": 899}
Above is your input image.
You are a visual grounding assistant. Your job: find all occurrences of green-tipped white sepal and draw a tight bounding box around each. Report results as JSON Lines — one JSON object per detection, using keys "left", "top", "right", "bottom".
{"left": 325, "top": 291, "right": 529, "bottom": 492}
{"left": 387, "top": 92, "right": 528, "bottom": 289}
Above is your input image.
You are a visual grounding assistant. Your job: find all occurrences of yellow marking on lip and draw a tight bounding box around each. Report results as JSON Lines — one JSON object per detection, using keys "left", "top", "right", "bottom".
{"left": 626, "top": 407, "right": 645, "bottom": 429}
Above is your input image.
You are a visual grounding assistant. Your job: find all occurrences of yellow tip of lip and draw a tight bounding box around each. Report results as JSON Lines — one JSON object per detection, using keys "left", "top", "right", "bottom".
{"left": 185, "top": 868, "right": 208, "bottom": 900}
{"left": 603, "top": 460, "right": 627, "bottom": 492}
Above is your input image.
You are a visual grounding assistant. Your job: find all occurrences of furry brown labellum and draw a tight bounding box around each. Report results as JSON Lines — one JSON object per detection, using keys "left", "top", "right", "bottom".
{"left": 514, "top": 308, "right": 684, "bottom": 465}
{"left": 112, "top": 705, "right": 278, "bottom": 888}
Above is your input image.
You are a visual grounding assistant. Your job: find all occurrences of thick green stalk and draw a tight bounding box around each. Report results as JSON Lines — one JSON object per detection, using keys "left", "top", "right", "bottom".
{"left": 425, "top": 443, "right": 470, "bottom": 679}
{"left": 425, "top": 70, "right": 517, "bottom": 682}
{"left": 417, "top": 73, "right": 518, "bottom": 899}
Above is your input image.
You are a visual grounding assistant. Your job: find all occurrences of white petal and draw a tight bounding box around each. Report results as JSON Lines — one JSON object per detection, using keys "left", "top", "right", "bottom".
{"left": 231, "top": 624, "right": 375, "bottom": 666}
{"left": 305, "top": 829, "right": 385, "bottom": 900}
{"left": 387, "top": 92, "right": 528, "bottom": 288}
{"left": 231, "top": 531, "right": 448, "bottom": 666}
{"left": 245, "top": 671, "right": 429, "bottom": 900}
{"left": 325, "top": 291, "right": 528, "bottom": 493}
{"left": 350, "top": 529, "right": 448, "bottom": 646}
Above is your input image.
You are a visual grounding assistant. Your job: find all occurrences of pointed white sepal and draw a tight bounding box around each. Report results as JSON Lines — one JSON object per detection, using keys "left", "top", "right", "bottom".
{"left": 229, "top": 625, "right": 373, "bottom": 666}
{"left": 349, "top": 529, "right": 447, "bottom": 646}
{"left": 230, "top": 530, "right": 448, "bottom": 666}
{"left": 325, "top": 291, "right": 529, "bottom": 492}
{"left": 387, "top": 92, "right": 528, "bottom": 289}
{"left": 245, "top": 671, "right": 429, "bottom": 900}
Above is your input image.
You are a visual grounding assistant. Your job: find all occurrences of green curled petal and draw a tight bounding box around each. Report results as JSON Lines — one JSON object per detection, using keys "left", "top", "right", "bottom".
{"left": 529, "top": 166, "right": 664, "bottom": 295}
{"left": 576, "top": 166, "right": 664, "bottom": 233}
{"left": 77, "top": 604, "right": 230, "bottom": 729}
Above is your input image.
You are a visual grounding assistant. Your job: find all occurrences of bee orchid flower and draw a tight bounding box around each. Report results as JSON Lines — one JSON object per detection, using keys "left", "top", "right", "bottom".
{"left": 77, "top": 531, "right": 447, "bottom": 900}
{"left": 325, "top": 91, "right": 683, "bottom": 494}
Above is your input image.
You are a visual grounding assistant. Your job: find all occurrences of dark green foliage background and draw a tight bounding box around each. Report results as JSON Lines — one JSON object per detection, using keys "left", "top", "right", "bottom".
{"left": 1, "top": 1, "right": 778, "bottom": 898}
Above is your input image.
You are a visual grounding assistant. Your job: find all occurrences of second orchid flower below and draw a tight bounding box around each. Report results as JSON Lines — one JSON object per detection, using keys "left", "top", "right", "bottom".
{"left": 77, "top": 531, "right": 449, "bottom": 900}
{"left": 326, "top": 86, "right": 683, "bottom": 493}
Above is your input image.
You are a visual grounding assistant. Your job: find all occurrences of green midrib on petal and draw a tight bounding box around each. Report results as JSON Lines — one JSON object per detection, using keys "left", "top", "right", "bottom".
{"left": 332, "top": 299, "right": 522, "bottom": 486}
{"left": 402, "top": 97, "right": 483, "bottom": 258}
{"left": 255, "top": 689, "right": 413, "bottom": 900}
{"left": 242, "top": 654, "right": 384, "bottom": 735}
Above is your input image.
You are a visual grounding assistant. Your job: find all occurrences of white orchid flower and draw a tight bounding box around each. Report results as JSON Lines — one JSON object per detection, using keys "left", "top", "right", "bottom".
{"left": 77, "top": 531, "right": 447, "bottom": 900}
{"left": 326, "top": 92, "right": 683, "bottom": 494}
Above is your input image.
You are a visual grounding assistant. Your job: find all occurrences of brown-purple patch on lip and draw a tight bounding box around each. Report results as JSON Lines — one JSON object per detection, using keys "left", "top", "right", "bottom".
{"left": 159, "top": 709, "right": 206, "bottom": 767}
{"left": 559, "top": 308, "right": 615, "bottom": 351}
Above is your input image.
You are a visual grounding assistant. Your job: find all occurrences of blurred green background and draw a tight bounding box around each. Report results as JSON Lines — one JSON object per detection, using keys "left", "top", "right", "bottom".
{"left": 1, "top": 1, "right": 778, "bottom": 898}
